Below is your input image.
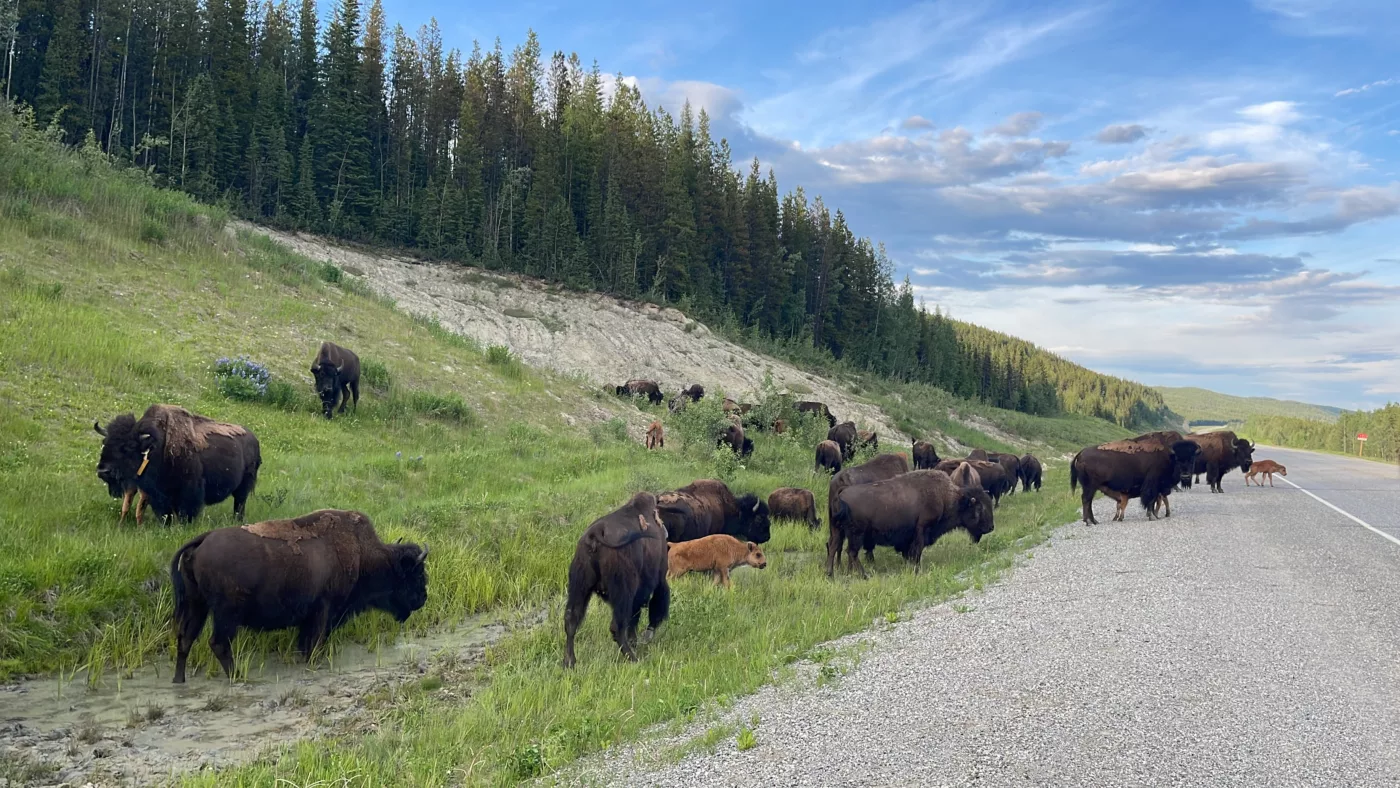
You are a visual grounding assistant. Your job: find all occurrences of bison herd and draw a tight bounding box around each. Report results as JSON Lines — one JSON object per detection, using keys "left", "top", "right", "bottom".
{"left": 1071, "top": 429, "right": 1256, "bottom": 525}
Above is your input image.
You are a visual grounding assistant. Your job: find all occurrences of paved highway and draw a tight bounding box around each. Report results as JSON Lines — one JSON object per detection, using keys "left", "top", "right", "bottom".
{"left": 585, "top": 446, "right": 1400, "bottom": 787}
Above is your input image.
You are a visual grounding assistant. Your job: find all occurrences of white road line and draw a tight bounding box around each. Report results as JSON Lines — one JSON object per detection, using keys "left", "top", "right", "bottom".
{"left": 1279, "top": 476, "right": 1400, "bottom": 549}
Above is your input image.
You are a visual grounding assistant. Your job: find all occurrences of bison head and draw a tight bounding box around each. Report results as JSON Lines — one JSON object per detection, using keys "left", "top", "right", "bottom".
{"left": 736, "top": 494, "right": 771, "bottom": 544}
{"left": 385, "top": 542, "right": 430, "bottom": 622}
{"left": 957, "top": 486, "right": 996, "bottom": 543}
{"left": 94, "top": 415, "right": 141, "bottom": 498}
{"left": 311, "top": 362, "right": 344, "bottom": 419}
{"left": 745, "top": 542, "right": 767, "bottom": 570}
{"left": 1233, "top": 439, "right": 1255, "bottom": 473}
{"left": 1170, "top": 441, "right": 1201, "bottom": 489}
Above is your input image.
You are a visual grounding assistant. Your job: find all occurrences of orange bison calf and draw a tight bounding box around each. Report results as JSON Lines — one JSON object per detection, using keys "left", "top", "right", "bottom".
{"left": 1245, "top": 459, "right": 1287, "bottom": 487}
{"left": 666, "top": 534, "right": 767, "bottom": 588}
{"left": 645, "top": 420, "right": 664, "bottom": 449}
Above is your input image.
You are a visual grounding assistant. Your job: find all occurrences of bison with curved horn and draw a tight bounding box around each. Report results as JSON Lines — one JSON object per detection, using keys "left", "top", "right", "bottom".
{"left": 310, "top": 341, "right": 361, "bottom": 419}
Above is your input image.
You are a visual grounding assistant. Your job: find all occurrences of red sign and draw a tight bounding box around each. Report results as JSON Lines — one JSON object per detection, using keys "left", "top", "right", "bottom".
{"left": 1358, "top": 433, "right": 1369, "bottom": 441}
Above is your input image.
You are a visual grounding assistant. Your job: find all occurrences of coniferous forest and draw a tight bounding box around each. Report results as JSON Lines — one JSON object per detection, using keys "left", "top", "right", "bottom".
{"left": 0, "top": 0, "right": 1177, "bottom": 429}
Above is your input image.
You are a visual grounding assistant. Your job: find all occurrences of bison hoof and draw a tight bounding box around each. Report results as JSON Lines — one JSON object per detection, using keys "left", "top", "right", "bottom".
{"left": 640, "top": 628, "right": 656, "bottom": 645}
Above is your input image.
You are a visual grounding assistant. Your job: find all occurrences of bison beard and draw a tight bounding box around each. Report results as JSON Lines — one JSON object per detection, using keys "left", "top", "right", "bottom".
{"left": 563, "top": 492, "right": 670, "bottom": 667}
{"left": 169, "top": 510, "right": 428, "bottom": 683}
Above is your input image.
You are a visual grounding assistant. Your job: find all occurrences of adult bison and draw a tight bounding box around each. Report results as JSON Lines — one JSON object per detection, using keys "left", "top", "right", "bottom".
{"left": 827, "top": 422, "right": 858, "bottom": 460}
{"left": 935, "top": 459, "right": 1011, "bottom": 506}
{"left": 98, "top": 404, "right": 261, "bottom": 523}
{"left": 768, "top": 487, "right": 820, "bottom": 529}
{"left": 718, "top": 422, "right": 747, "bottom": 455}
{"left": 967, "top": 448, "right": 989, "bottom": 462}
{"left": 828, "top": 470, "right": 994, "bottom": 578}
{"left": 310, "top": 341, "right": 361, "bottom": 419}
{"left": 1019, "top": 454, "right": 1043, "bottom": 492}
{"left": 679, "top": 384, "right": 705, "bottom": 403}
{"left": 94, "top": 415, "right": 148, "bottom": 524}
{"left": 857, "top": 430, "right": 879, "bottom": 454}
{"left": 828, "top": 453, "right": 911, "bottom": 523}
{"left": 950, "top": 462, "right": 981, "bottom": 490}
{"left": 797, "top": 401, "right": 837, "bottom": 428}
{"left": 657, "top": 479, "right": 771, "bottom": 544}
{"left": 615, "top": 379, "right": 664, "bottom": 406}
{"left": 169, "top": 509, "right": 428, "bottom": 683}
{"left": 1185, "top": 431, "right": 1255, "bottom": 493}
{"left": 987, "top": 453, "right": 1021, "bottom": 495}
{"left": 912, "top": 439, "right": 940, "bottom": 470}
{"left": 1070, "top": 440, "right": 1200, "bottom": 525}
{"left": 815, "top": 440, "right": 843, "bottom": 474}
{"left": 563, "top": 492, "right": 670, "bottom": 667}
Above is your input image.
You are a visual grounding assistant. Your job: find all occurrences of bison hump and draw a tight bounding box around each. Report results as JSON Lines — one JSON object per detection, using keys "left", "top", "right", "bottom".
{"left": 1096, "top": 440, "right": 1163, "bottom": 454}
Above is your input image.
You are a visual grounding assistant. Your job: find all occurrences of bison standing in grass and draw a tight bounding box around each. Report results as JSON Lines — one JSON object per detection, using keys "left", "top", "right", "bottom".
{"left": 827, "top": 421, "right": 858, "bottom": 460}
{"left": 1019, "top": 454, "right": 1043, "bottom": 492}
{"left": 98, "top": 404, "right": 261, "bottom": 523}
{"left": 912, "top": 439, "right": 940, "bottom": 470}
{"left": 936, "top": 459, "right": 1011, "bottom": 507}
{"left": 815, "top": 440, "right": 843, "bottom": 474}
{"left": 311, "top": 341, "right": 361, "bottom": 419}
{"left": 616, "top": 379, "right": 664, "bottom": 406}
{"left": 657, "top": 479, "right": 771, "bottom": 544}
{"left": 563, "top": 492, "right": 670, "bottom": 668}
{"left": 797, "top": 401, "right": 836, "bottom": 428}
{"left": 768, "top": 487, "right": 820, "bottom": 529}
{"left": 94, "top": 415, "right": 148, "bottom": 524}
{"left": 667, "top": 535, "right": 767, "bottom": 588}
{"left": 828, "top": 470, "right": 994, "bottom": 578}
{"left": 987, "top": 453, "right": 1022, "bottom": 495}
{"left": 169, "top": 509, "right": 429, "bottom": 683}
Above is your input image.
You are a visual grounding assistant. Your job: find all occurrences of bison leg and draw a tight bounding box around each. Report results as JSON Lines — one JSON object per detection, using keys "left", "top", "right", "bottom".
{"left": 715, "top": 566, "right": 731, "bottom": 589}
{"left": 825, "top": 524, "right": 844, "bottom": 578}
{"left": 172, "top": 593, "right": 209, "bottom": 684}
{"left": 348, "top": 380, "right": 360, "bottom": 413}
{"left": 1081, "top": 487, "right": 1097, "bottom": 526}
{"left": 642, "top": 580, "right": 669, "bottom": 645}
{"left": 297, "top": 602, "right": 330, "bottom": 663}
{"left": 135, "top": 491, "right": 147, "bottom": 525}
{"left": 562, "top": 565, "right": 595, "bottom": 669}
{"left": 611, "top": 598, "right": 639, "bottom": 662}
{"left": 207, "top": 613, "right": 239, "bottom": 680}
{"left": 119, "top": 489, "right": 133, "bottom": 524}
{"left": 845, "top": 536, "right": 868, "bottom": 579}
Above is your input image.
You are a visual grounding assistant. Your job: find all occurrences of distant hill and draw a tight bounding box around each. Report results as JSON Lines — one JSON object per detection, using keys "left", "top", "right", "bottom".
{"left": 1154, "top": 387, "right": 1342, "bottom": 427}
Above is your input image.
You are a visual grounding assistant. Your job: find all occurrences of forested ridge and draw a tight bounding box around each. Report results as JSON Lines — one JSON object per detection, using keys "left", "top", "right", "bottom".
{"left": 1246, "top": 405, "right": 1400, "bottom": 463}
{"left": 0, "top": 0, "right": 1176, "bottom": 429}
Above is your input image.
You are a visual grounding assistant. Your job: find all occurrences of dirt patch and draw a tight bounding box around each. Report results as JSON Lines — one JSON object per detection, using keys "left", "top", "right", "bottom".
{"left": 239, "top": 223, "right": 906, "bottom": 440}
{"left": 0, "top": 616, "right": 510, "bottom": 786}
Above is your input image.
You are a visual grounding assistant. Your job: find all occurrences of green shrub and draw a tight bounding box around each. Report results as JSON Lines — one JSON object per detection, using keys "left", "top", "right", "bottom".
{"left": 213, "top": 355, "right": 270, "bottom": 401}
{"left": 712, "top": 445, "right": 739, "bottom": 481}
{"left": 262, "top": 379, "right": 301, "bottom": 411}
{"left": 669, "top": 393, "right": 730, "bottom": 455}
{"left": 486, "top": 344, "right": 514, "bottom": 365}
{"left": 138, "top": 218, "right": 167, "bottom": 245}
{"left": 361, "top": 358, "right": 392, "bottom": 391}
{"left": 318, "top": 263, "right": 343, "bottom": 284}
{"left": 589, "top": 418, "right": 629, "bottom": 445}
{"left": 405, "top": 391, "right": 477, "bottom": 425}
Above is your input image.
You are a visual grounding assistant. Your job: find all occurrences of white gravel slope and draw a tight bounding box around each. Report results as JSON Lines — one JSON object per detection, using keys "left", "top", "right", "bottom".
{"left": 575, "top": 453, "right": 1400, "bottom": 787}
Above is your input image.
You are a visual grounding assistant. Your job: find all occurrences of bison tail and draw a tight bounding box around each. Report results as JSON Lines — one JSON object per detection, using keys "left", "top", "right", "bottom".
{"left": 832, "top": 498, "right": 852, "bottom": 533}
{"left": 1069, "top": 457, "right": 1080, "bottom": 493}
{"left": 168, "top": 532, "right": 208, "bottom": 625}
{"left": 592, "top": 529, "right": 655, "bottom": 550}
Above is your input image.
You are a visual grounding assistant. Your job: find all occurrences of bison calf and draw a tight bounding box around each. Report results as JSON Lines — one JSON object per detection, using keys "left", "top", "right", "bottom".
{"left": 815, "top": 440, "right": 843, "bottom": 474}
{"left": 666, "top": 535, "right": 767, "bottom": 588}
{"left": 169, "top": 510, "right": 428, "bottom": 683}
{"left": 645, "top": 420, "right": 664, "bottom": 450}
{"left": 1245, "top": 460, "right": 1287, "bottom": 487}
{"left": 563, "top": 492, "right": 670, "bottom": 667}
{"left": 768, "top": 487, "right": 820, "bottom": 529}
{"left": 311, "top": 341, "right": 361, "bottom": 419}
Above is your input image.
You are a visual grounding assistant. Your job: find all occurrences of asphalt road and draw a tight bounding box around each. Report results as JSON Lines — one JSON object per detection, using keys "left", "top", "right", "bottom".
{"left": 587, "top": 447, "right": 1400, "bottom": 787}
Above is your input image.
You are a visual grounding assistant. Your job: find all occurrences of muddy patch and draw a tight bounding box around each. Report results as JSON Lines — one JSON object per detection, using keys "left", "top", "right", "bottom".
{"left": 0, "top": 616, "right": 507, "bottom": 786}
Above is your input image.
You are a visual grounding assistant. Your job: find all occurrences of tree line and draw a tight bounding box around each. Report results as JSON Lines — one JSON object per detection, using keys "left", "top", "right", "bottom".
{"left": 0, "top": 0, "right": 1176, "bottom": 429}
{"left": 1245, "top": 405, "right": 1400, "bottom": 463}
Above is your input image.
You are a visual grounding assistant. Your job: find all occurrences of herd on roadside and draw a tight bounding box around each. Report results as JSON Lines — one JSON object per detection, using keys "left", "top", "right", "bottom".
{"left": 85, "top": 346, "right": 1278, "bottom": 678}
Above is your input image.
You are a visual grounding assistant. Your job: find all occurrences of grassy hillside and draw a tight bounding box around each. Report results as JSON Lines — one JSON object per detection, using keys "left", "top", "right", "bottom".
{"left": 0, "top": 108, "right": 1106, "bottom": 785}
{"left": 1155, "top": 386, "right": 1341, "bottom": 428}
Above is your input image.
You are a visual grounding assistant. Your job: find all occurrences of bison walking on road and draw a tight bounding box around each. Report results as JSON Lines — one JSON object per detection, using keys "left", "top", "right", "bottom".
{"left": 169, "top": 509, "right": 429, "bottom": 683}
{"left": 1246, "top": 459, "right": 1287, "bottom": 487}
{"left": 828, "top": 470, "right": 994, "bottom": 578}
{"left": 311, "top": 341, "right": 361, "bottom": 419}
{"left": 657, "top": 479, "right": 771, "bottom": 544}
{"left": 1070, "top": 440, "right": 1200, "bottom": 525}
{"left": 1185, "top": 431, "right": 1254, "bottom": 493}
{"left": 563, "top": 492, "right": 670, "bottom": 667}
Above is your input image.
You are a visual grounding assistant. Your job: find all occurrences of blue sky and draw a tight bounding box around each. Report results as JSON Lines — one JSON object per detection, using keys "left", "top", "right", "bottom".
{"left": 380, "top": 0, "right": 1399, "bottom": 409}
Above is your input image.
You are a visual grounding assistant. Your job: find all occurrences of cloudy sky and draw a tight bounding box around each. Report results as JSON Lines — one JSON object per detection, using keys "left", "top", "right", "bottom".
{"left": 383, "top": 0, "right": 1399, "bottom": 409}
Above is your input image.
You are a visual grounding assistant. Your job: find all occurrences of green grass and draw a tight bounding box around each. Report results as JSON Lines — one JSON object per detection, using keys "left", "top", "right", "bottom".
{"left": 1155, "top": 386, "right": 1341, "bottom": 428}
{"left": 1, "top": 106, "right": 1091, "bottom": 785}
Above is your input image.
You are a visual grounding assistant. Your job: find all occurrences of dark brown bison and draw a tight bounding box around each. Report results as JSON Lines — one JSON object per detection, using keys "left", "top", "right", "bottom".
{"left": 857, "top": 430, "right": 879, "bottom": 454}
{"left": 311, "top": 341, "right": 361, "bottom": 419}
{"left": 1019, "top": 454, "right": 1043, "bottom": 492}
{"left": 912, "top": 439, "right": 940, "bottom": 470}
{"left": 615, "top": 379, "right": 664, "bottom": 405}
{"left": 949, "top": 461, "right": 981, "bottom": 490}
{"left": 936, "top": 459, "right": 1011, "bottom": 506}
{"left": 827, "top": 453, "right": 910, "bottom": 537}
{"left": 99, "top": 405, "right": 261, "bottom": 523}
{"left": 815, "top": 440, "right": 843, "bottom": 474}
{"left": 772, "top": 419, "right": 788, "bottom": 434}
{"left": 828, "top": 470, "right": 994, "bottom": 578}
{"left": 657, "top": 479, "right": 771, "bottom": 544}
{"left": 797, "top": 401, "right": 837, "bottom": 428}
{"left": 768, "top": 487, "right": 820, "bottom": 529}
{"left": 718, "top": 422, "right": 747, "bottom": 455}
{"left": 827, "top": 421, "right": 858, "bottom": 460}
{"left": 967, "top": 448, "right": 989, "bottom": 462}
{"left": 679, "top": 384, "right": 705, "bottom": 403}
{"left": 1070, "top": 440, "right": 1201, "bottom": 525}
{"left": 1185, "top": 431, "right": 1255, "bottom": 493}
{"left": 645, "top": 420, "right": 664, "bottom": 450}
{"left": 94, "top": 415, "right": 148, "bottom": 524}
{"left": 987, "top": 453, "right": 1021, "bottom": 495}
{"left": 169, "top": 509, "right": 429, "bottom": 683}
{"left": 722, "top": 397, "right": 742, "bottom": 415}
{"left": 563, "top": 492, "right": 670, "bottom": 667}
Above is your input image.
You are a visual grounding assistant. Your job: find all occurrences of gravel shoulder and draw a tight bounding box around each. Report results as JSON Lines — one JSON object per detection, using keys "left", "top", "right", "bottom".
{"left": 569, "top": 457, "right": 1400, "bottom": 787}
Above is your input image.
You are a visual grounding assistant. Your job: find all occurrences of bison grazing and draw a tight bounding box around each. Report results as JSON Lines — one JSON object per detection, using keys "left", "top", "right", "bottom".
{"left": 857, "top": 430, "right": 879, "bottom": 454}
{"left": 935, "top": 459, "right": 1011, "bottom": 507}
{"left": 615, "top": 379, "right": 664, "bottom": 406}
{"left": 815, "top": 440, "right": 843, "bottom": 474}
{"left": 657, "top": 479, "right": 771, "bottom": 544}
{"left": 169, "top": 509, "right": 429, "bottom": 683}
{"left": 99, "top": 405, "right": 261, "bottom": 523}
{"left": 827, "top": 421, "right": 858, "bottom": 460}
{"left": 912, "top": 439, "right": 940, "bottom": 470}
{"left": 645, "top": 420, "right": 664, "bottom": 450}
{"left": 768, "top": 487, "right": 820, "bottom": 529}
{"left": 987, "top": 453, "right": 1021, "bottom": 496}
{"left": 1185, "top": 431, "right": 1255, "bottom": 493}
{"left": 722, "top": 397, "right": 741, "bottom": 415}
{"left": 1246, "top": 459, "right": 1287, "bottom": 487}
{"left": 967, "top": 448, "right": 989, "bottom": 462}
{"left": 949, "top": 461, "right": 981, "bottom": 490}
{"left": 718, "top": 422, "right": 747, "bottom": 455}
{"left": 666, "top": 535, "right": 767, "bottom": 588}
{"left": 563, "top": 492, "right": 670, "bottom": 668}
{"left": 828, "top": 470, "right": 994, "bottom": 578}
{"left": 1019, "top": 454, "right": 1043, "bottom": 492}
{"left": 310, "top": 341, "right": 361, "bottom": 419}
{"left": 1070, "top": 440, "right": 1200, "bottom": 525}
{"left": 680, "top": 384, "right": 705, "bottom": 403}
{"left": 797, "top": 400, "right": 837, "bottom": 428}
{"left": 94, "top": 415, "right": 149, "bottom": 524}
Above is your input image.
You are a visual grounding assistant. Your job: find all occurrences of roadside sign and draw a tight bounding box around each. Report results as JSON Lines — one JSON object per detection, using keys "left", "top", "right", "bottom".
{"left": 1358, "top": 432, "right": 1368, "bottom": 457}
{"left": 1358, "top": 433, "right": 1369, "bottom": 441}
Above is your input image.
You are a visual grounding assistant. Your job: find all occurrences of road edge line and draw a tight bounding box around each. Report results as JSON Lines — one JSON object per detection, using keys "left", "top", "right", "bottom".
{"left": 1279, "top": 477, "right": 1400, "bottom": 548}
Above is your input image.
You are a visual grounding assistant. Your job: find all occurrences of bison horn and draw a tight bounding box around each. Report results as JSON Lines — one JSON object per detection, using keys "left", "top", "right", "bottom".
{"left": 417, "top": 545, "right": 429, "bottom": 563}
{"left": 93, "top": 420, "right": 107, "bottom": 437}
{"left": 751, "top": 500, "right": 761, "bottom": 513}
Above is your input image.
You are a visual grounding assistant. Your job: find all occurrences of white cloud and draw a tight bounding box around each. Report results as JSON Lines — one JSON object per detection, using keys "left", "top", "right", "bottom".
{"left": 1238, "top": 100, "right": 1300, "bottom": 125}
{"left": 901, "top": 115, "right": 935, "bottom": 130}
{"left": 1095, "top": 123, "right": 1148, "bottom": 144}
{"left": 1335, "top": 77, "right": 1396, "bottom": 97}
{"left": 988, "top": 111, "right": 1043, "bottom": 137}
